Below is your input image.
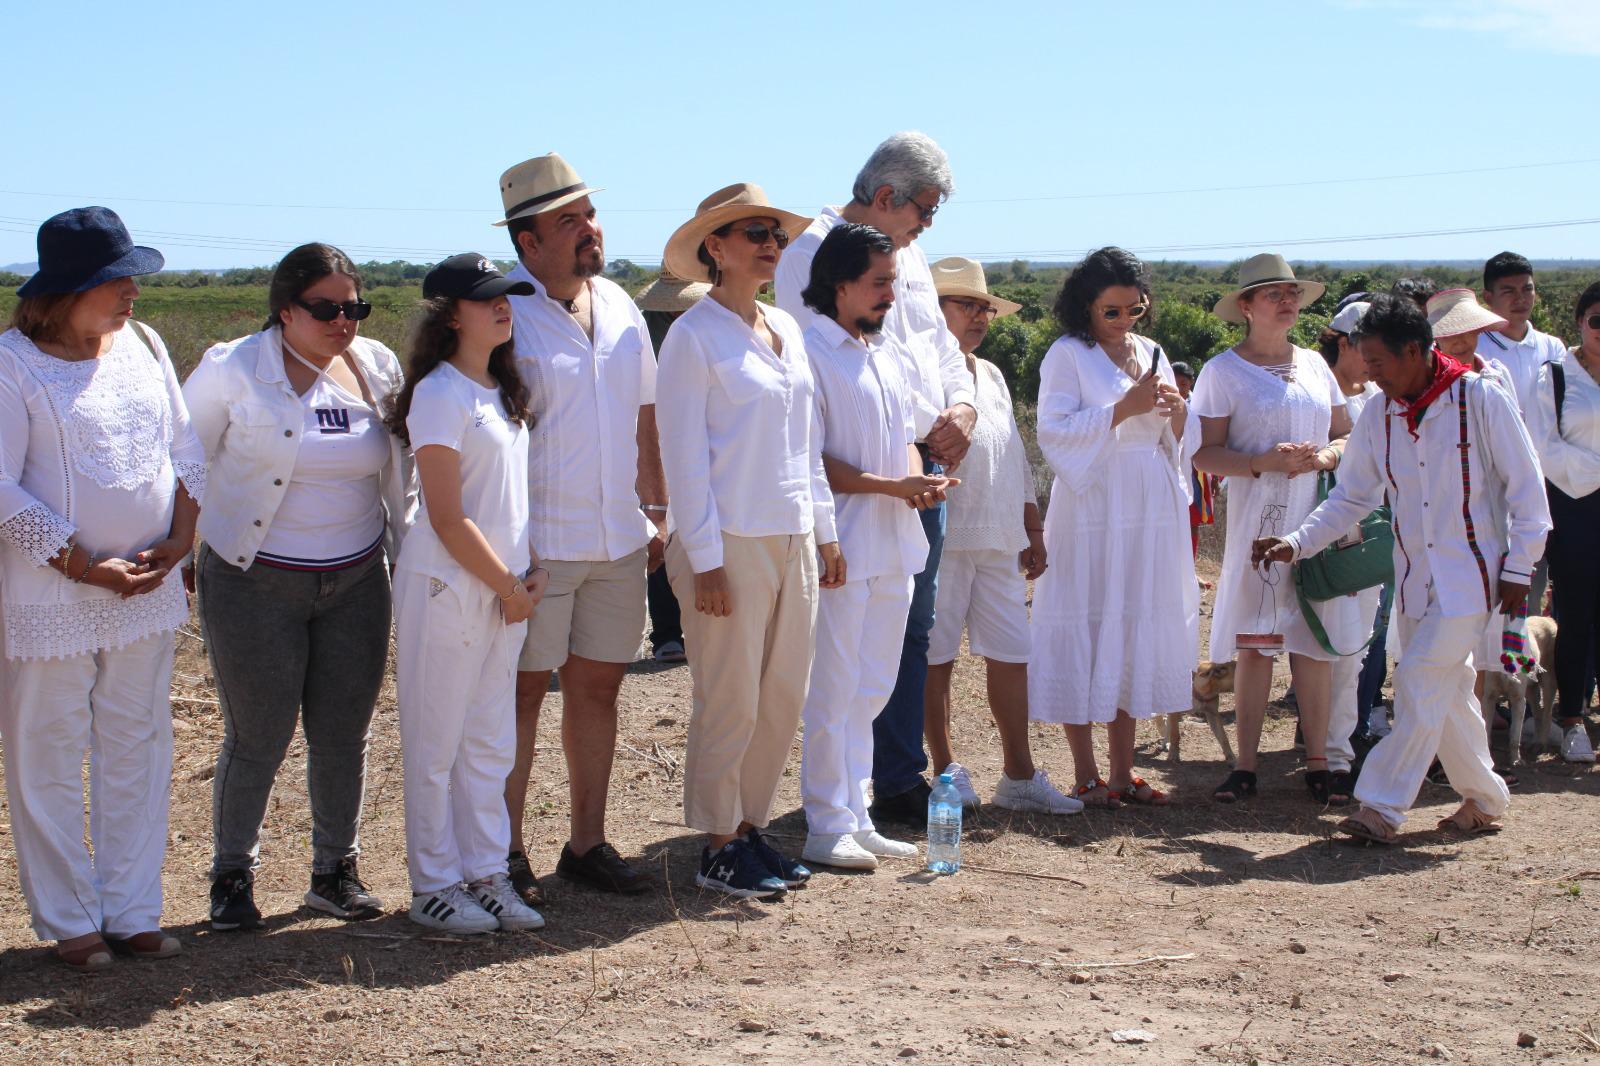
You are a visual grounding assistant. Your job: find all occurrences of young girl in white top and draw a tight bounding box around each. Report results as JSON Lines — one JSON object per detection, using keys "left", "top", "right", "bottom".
{"left": 388, "top": 254, "right": 549, "bottom": 934}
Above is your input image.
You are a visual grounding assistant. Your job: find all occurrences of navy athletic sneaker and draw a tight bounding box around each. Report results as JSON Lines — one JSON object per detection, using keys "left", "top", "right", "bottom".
{"left": 695, "top": 840, "right": 787, "bottom": 899}
{"left": 745, "top": 828, "right": 811, "bottom": 889}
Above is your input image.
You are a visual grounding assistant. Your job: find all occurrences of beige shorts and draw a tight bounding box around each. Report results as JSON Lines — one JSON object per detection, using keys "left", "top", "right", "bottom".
{"left": 518, "top": 548, "right": 649, "bottom": 672}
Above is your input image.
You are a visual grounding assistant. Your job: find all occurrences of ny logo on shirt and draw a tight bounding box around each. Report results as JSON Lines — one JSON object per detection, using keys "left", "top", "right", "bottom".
{"left": 315, "top": 408, "right": 351, "bottom": 434}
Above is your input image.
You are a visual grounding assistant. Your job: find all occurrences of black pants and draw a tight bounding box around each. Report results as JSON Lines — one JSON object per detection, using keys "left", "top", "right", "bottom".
{"left": 1546, "top": 483, "right": 1600, "bottom": 720}
{"left": 647, "top": 564, "right": 683, "bottom": 650}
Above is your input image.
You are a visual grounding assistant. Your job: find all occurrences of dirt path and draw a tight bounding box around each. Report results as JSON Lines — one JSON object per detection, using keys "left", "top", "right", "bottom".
{"left": 2, "top": 574, "right": 1598, "bottom": 1064}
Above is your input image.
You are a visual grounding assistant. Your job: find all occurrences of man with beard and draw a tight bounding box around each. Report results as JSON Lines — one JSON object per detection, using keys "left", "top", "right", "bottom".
{"left": 776, "top": 132, "right": 977, "bottom": 828}
{"left": 496, "top": 153, "right": 666, "bottom": 900}
{"left": 1252, "top": 294, "right": 1549, "bottom": 844}
{"left": 796, "top": 223, "right": 957, "bottom": 870}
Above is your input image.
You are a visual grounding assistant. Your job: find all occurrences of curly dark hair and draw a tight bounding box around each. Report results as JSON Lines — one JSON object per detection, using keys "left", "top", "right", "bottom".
{"left": 1052, "top": 247, "right": 1150, "bottom": 342}
{"left": 385, "top": 296, "right": 530, "bottom": 445}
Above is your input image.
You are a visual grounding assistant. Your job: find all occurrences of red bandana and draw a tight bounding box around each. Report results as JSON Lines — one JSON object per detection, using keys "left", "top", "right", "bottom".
{"left": 1394, "top": 348, "right": 1470, "bottom": 440}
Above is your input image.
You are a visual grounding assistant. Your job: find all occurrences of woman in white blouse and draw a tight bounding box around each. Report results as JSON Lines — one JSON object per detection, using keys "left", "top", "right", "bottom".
{"left": 387, "top": 253, "right": 548, "bottom": 934}
{"left": 1530, "top": 281, "right": 1600, "bottom": 763}
{"left": 0, "top": 208, "right": 200, "bottom": 970}
{"left": 1030, "top": 248, "right": 1197, "bottom": 808}
{"left": 656, "top": 184, "right": 843, "bottom": 899}
{"left": 184, "top": 244, "right": 413, "bottom": 931}
{"left": 1192, "top": 253, "right": 1357, "bottom": 805}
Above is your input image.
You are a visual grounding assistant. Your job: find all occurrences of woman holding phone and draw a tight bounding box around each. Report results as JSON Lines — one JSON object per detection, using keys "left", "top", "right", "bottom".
{"left": 1029, "top": 247, "right": 1197, "bottom": 807}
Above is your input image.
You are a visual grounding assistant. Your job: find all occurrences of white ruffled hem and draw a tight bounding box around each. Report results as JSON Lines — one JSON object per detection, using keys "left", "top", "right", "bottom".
{"left": 1027, "top": 614, "right": 1195, "bottom": 724}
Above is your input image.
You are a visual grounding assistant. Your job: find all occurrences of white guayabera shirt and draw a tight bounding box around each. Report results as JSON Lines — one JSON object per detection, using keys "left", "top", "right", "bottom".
{"left": 1476, "top": 325, "right": 1567, "bottom": 419}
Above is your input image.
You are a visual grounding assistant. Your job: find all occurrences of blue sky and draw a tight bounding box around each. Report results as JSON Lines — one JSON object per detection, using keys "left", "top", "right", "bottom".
{"left": 4, "top": 0, "right": 1597, "bottom": 270}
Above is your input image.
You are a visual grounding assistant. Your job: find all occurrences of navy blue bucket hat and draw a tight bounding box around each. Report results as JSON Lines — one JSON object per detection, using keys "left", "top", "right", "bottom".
{"left": 16, "top": 206, "right": 165, "bottom": 298}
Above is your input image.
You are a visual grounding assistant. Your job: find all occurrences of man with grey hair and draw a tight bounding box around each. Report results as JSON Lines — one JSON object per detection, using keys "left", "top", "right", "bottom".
{"left": 776, "top": 131, "right": 978, "bottom": 827}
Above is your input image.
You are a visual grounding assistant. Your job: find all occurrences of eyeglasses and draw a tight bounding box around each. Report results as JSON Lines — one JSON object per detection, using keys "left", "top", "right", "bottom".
{"left": 294, "top": 297, "right": 373, "bottom": 322}
{"left": 735, "top": 223, "right": 789, "bottom": 249}
{"left": 946, "top": 297, "right": 998, "bottom": 319}
{"left": 1252, "top": 285, "right": 1306, "bottom": 305}
{"left": 1099, "top": 303, "right": 1149, "bottom": 322}
{"left": 905, "top": 195, "right": 940, "bottom": 224}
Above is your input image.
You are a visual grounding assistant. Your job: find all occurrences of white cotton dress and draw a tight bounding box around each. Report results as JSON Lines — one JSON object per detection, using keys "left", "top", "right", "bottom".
{"left": 1029, "top": 334, "right": 1198, "bottom": 724}
{"left": 1190, "top": 347, "right": 1362, "bottom": 662}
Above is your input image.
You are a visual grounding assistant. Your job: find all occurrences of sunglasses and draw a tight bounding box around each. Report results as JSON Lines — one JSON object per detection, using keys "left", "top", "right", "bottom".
{"left": 294, "top": 297, "right": 372, "bottom": 322}
{"left": 734, "top": 223, "right": 789, "bottom": 249}
{"left": 905, "top": 196, "right": 940, "bottom": 224}
{"left": 1100, "top": 303, "right": 1149, "bottom": 322}
{"left": 1586, "top": 314, "right": 1600, "bottom": 331}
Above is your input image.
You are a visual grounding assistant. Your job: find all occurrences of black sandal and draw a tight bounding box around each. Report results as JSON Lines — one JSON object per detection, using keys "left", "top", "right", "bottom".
{"left": 1212, "top": 769, "right": 1258, "bottom": 804}
{"left": 1305, "top": 757, "right": 1331, "bottom": 804}
{"left": 1328, "top": 769, "right": 1354, "bottom": 807}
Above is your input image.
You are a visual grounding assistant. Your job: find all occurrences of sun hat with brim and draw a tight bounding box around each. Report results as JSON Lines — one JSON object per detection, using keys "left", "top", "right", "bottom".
{"left": 1329, "top": 300, "right": 1370, "bottom": 335}
{"left": 663, "top": 183, "right": 812, "bottom": 284}
{"left": 422, "top": 253, "right": 535, "bottom": 301}
{"left": 493, "top": 153, "right": 603, "bottom": 227}
{"left": 1211, "top": 252, "right": 1326, "bottom": 324}
{"left": 634, "top": 270, "right": 710, "bottom": 314}
{"left": 1426, "top": 288, "right": 1508, "bottom": 339}
{"left": 16, "top": 206, "right": 164, "bottom": 298}
{"left": 929, "top": 257, "right": 1022, "bottom": 318}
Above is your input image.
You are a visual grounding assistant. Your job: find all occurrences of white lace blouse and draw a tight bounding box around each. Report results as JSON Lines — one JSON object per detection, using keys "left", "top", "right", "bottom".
{"left": 0, "top": 325, "right": 206, "bottom": 661}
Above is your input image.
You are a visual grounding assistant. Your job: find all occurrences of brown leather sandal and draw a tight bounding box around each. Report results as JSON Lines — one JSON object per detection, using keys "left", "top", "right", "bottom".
{"left": 1336, "top": 806, "right": 1397, "bottom": 845}
{"left": 1436, "top": 800, "right": 1502, "bottom": 836}
{"left": 56, "top": 934, "right": 113, "bottom": 972}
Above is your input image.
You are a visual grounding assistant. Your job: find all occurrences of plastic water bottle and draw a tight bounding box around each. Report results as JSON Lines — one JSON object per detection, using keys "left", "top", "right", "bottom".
{"left": 926, "top": 773, "right": 962, "bottom": 874}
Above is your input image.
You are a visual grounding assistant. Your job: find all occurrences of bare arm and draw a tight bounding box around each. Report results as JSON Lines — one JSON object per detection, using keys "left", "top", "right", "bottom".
{"left": 1193, "top": 414, "right": 1319, "bottom": 479}
{"left": 415, "top": 445, "right": 534, "bottom": 622}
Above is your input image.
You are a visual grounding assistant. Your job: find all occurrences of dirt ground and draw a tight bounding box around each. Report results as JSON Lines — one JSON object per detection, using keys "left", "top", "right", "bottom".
{"left": 2, "top": 561, "right": 1598, "bottom": 1065}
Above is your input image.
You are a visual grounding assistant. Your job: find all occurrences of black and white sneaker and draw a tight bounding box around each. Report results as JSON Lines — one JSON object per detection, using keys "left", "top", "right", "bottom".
{"left": 409, "top": 884, "right": 498, "bottom": 934}
{"left": 745, "top": 828, "right": 811, "bottom": 889}
{"left": 210, "top": 869, "right": 263, "bottom": 931}
{"left": 468, "top": 872, "right": 546, "bottom": 931}
{"left": 305, "top": 858, "right": 384, "bottom": 921}
{"left": 695, "top": 840, "right": 787, "bottom": 899}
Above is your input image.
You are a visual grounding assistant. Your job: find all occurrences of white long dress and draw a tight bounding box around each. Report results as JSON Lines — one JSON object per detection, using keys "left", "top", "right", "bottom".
{"left": 1191, "top": 347, "right": 1361, "bottom": 662}
{"left": 1029, "top": 334, "right": 1198, "bottom": 723}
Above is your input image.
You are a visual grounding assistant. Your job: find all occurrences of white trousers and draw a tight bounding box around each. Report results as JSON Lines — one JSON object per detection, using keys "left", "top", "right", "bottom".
{"left": 0, "top": 630, "right": 175, "bottom": 941}
{"left": 1354, "top": 598, "right": 1509, "bottom": 827}
{"left": 800, "top": 574, "right": 913, "bottom": 835}
{"left": 394, "top": 571, "right": 524, "bottom": 893}
{"left": 1327, "top": 584, "right": 1382, "bottom": 772}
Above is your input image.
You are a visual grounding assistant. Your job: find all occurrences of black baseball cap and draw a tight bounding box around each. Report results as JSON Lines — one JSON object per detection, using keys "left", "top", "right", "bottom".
{"left": 423, "top": 253, "right": 534, "bottom": 301}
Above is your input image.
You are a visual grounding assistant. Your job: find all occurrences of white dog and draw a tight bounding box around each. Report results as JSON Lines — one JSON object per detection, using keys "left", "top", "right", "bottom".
{"left": 1481, "top": 615, "right": 1558, "bottom": 768}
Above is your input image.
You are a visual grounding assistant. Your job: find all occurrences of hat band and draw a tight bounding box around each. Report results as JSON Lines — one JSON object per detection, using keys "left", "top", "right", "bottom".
{"left": 504, "top": 182, "right": 586, "bottom": 219}
{"left": 1239, "top": 274, "right": 1298, "bottom": 291}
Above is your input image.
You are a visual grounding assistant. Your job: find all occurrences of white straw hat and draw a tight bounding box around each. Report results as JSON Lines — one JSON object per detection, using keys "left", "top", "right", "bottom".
{"left": 634, "top": 270, "right": 710, "bottom": 314}
{"left": 1212, "top": 253, "right": 1327, "bottom": 324}
{"left": 929, "top": 257, "right": 1022, "bottom": 318}
{"left": 663, "top": 183, "right": 811, "bottom": 284}
{"left": 1426, "top": 288, "right": 1508, "bottom": 339}
{"left": 493, "top": 153, "right": 603, "bottom": 227}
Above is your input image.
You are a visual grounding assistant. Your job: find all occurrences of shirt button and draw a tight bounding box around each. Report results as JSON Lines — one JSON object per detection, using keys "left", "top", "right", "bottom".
{"left": 1423, "top": 502, "right": 1429, "bottom": 507}
{"left": 274, "top": 478, "right": 283, "bottom": 486}
{"left": 237, "top": 556, "right": 245, "bottom": 563}
{"left": 1427, "top": 542, "right": 1434, "bottom": 548}
{"left": 284, "top": 429, "right": 294, "bottom": 437}
{"left": 254, "top": 519, "right": 263, "bottom": 527}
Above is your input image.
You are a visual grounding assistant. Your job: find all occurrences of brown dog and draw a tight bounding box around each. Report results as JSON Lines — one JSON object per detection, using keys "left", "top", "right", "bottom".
{"left": 1482, "top": 615, "right": 1558, "bottom": 767}
{"left": 1164, "top": 661, "right": 1237, "bottom": 764}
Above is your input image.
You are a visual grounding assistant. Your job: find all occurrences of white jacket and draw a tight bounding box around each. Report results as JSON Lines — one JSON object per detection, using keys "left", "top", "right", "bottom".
{"left": 183, "top": 327, "right": 415, "bottom": 570}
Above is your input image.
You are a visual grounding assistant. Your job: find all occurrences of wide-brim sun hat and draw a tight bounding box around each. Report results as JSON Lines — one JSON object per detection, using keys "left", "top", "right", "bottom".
{"left": 493, "top": 152, "right": 603, "bottom": 227}
{"left": 929, "top": 256, "right": 1022, "bottom": 318}
{"left": 423, "top": 253, "right": 535, "bottom": 301}
{"left": 662, "top": 183, "right": 812, "bottom": 284}
{"left": 1426, "top": 288, "right": 1508, "bottom": 339}
{"left": 1211, "top": 252, "right": 1327, "bottom": 324}
{"left": 17, "top": 206, "right": 164, "bottom": 298}
{"left": 634, "top": 270, "right": 710, "bottom": 314}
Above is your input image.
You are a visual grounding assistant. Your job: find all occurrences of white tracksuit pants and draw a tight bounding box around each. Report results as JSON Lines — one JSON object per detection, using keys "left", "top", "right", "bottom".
{"left": 1328, "top": 584, "right": 1382, "bottom": 772}
{"left": 800, "top": 574, "right": 914, "bottom": 835}
{"left": 394, "top": 570, "right": 525, "bottom": 894}
{"left": 0, "top": 630, "right": 175, "bottom": 941}
{"left": 1353, "top": 594, "right": 1509, "bottom": 827}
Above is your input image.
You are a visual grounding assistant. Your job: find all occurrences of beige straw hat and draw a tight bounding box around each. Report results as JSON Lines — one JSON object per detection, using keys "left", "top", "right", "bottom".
{"left": 1212, "top": 253, "right": 1327, "bottom": 324}
{"left": 929, "top": 257, "right": 1022, "bottom": 318}
{"left": 663, "top": 183, "right": 812, "bottom": 284}
{"left": 1425, "top": 288, "right": 1508, "bottom": 339}
{"left": 493, "top": 153, "right": 603, "bottom": 227}
{"left": 634, "top": 269, "right": 711, "bottom": 314}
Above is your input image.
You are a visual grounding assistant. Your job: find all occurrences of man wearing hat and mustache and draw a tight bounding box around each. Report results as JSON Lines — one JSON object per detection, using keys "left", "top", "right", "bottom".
{"left": 775, "top": 132, "right": 979, "bottom": 827}
{"left": 495, "top": 153, "right": 665, "bottom": 898}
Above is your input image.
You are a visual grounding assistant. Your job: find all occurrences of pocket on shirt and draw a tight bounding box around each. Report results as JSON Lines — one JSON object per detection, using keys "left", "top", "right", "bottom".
{"left": 711, "top": 354, "right": 775, "bottom": 406}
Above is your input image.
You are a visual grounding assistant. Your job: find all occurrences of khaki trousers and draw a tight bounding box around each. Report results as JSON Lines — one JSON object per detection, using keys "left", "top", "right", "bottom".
{"left": 667, "top": 531, "right": 819, "bottom": 834}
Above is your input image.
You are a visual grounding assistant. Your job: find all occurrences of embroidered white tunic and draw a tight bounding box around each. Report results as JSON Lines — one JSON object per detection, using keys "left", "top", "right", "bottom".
{"left": 1029, "top": 334, "right": 1197, "bottom": 722}
{"left": 0, "top": 325, "right": 205, "bottom": 661}
{"left": 943, "top": 359, "right": 1037, "bottom": 554}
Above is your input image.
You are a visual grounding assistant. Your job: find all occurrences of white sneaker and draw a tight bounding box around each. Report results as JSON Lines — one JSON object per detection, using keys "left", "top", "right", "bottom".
{"left": 990, "top": 769, "right": 1085, "bottom": 814}
{"left": 853, "top": 830, "right": 919, "bottom": 859}
{"left": 1521, "top": 716, "right": 1565, "bottom": 746}
{"left": 409, "top": 885, "right": 499, "bottom": 934}
{"left": 1561, "top": 724, "right": 1597, "bottom": 764}
{"left": 801, "top": 832, "right": 877, "bottom": 870}
{"left": 941, "top": 763, "right": 982, "bottom": 808}
{"left": 469, "top": 872, "right": 547, "bottom": 930}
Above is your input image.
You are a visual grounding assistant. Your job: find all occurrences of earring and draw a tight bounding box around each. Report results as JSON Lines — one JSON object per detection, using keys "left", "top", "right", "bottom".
{"left": 713, "top": 262, "right": 724, "bottom": 287}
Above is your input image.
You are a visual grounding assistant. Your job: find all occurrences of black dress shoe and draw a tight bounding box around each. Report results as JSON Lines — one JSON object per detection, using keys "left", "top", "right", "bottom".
{"left": 868, "top": 778, "right": 932, "bottom": 828}
{"left": 556, "top": 842, "right": 650, "bottom": 894}
{"left": 508, "top": 850, "right": 547, "bottom": 907}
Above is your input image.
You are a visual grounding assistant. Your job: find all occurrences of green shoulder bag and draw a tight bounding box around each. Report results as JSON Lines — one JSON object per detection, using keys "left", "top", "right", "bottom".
{"left": 1294, "top": 470, "right": 1394, "bottom": 656}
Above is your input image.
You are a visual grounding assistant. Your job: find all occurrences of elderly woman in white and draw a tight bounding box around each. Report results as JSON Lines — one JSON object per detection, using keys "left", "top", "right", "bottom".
{"left": 0, "top": 208, "right": 201, "bottom": 970}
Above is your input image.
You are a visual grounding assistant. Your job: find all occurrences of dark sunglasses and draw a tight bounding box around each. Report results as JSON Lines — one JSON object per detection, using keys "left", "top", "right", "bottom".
{"left": 906, "top": 196, "right": 940, "bottom": 224}
{"left": 1100, "top": 303, "right": 1148, "bottom": 322}
{"left": 1587, "top": 314, "right": 1600, "bottom": 331}
{"left": 294, "top": 297, "right": 373, "bottom": 322}
{"left": 734, "top": 223, "right": 789, "bottom": 249}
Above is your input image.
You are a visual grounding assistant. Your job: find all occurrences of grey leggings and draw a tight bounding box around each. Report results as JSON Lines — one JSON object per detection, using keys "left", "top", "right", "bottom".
{"left": 197, "top": 542, "right": 390, "bottom": 877}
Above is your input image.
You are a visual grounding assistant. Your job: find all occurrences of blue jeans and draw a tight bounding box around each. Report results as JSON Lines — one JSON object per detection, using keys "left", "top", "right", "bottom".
{"left": 871, "top": 483, "right": 944, "bottom": 798}
{"left": 1355, "top": 582, "right": 1392, "bottom": 735}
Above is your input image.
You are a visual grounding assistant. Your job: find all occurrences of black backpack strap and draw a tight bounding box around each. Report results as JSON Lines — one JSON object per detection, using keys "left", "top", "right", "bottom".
{"left": 1550, "top": 360, "right": 1566, "bottom": 436}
